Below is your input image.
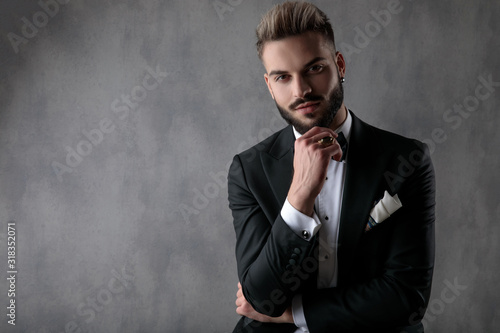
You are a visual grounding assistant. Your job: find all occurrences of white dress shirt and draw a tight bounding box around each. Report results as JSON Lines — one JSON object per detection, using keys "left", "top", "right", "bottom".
{"left": 280, "top": 112, "right": 352, "bottom": 332}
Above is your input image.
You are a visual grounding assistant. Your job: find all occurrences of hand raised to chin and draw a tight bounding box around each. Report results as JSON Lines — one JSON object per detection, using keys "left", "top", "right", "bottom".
{"left": 287, "top": 126, "right": 344, "bottom": 216}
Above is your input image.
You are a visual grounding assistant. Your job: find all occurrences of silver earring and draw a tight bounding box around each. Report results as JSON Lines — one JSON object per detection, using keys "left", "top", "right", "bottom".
{"left": 340, "top": 77, "right": 345, "bottom": 83}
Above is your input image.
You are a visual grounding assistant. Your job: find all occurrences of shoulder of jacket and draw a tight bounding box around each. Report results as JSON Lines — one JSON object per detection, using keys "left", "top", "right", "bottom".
{"left": 236, "top": 126, "right": 291, "bottom": 160}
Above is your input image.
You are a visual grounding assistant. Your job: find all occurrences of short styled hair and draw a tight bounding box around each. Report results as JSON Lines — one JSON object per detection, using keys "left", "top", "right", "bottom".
{"left": 256, "top": 1, "right": 336, "bottom": 59}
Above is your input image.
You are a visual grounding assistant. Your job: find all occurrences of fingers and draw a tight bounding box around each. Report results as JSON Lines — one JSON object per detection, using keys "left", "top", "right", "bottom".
{"left": 298, "top": 128, "right": 337, "bottom": 146}
{"left": 235, "top": 290, "right": 249, "bottom": 315}
{"left": 308, "top": 127, "right": 343, "bottom": 160}
{"left": 317, "top": 135, "right": 335, "bottom": 147}
{"left": 236, "top": 281, "right": 244, "bottom": 307}
{"left": 295, "top": 127, "right": 342, "bottom": 160}
{"left": 310, "top": 130, "right": 338, "bottom": 143}
{"left": 235, "top": 290, "right": 243, "bottom": 307}
{"left": 296, "top": 127, "right": 339, "bottom": 148}
{"left": 331, "top": 148, "right": 343, "bottom": 161}
{"left": 237, "top": 282, "right": 242, "bottom": 297}
{"left": 300, "top": 126, "right": 337, "bottom": 139}
{"left": 235, "top": 293, "right": 256, "bottom": 319}
{"left": 234, "top": 282, "right": 287, "bottom": 323}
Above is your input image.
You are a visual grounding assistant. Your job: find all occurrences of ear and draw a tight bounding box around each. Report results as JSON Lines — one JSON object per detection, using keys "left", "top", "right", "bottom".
{"left": 335, "top": 51, "right": 346, "bottom": 78}
{"left": 264, "top": 73, "right": 275, "bottom": 100}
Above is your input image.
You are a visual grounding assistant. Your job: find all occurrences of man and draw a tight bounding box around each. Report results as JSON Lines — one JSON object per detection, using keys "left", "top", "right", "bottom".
{"left": 228, "top": 2, "right": 435, "bottom": 332}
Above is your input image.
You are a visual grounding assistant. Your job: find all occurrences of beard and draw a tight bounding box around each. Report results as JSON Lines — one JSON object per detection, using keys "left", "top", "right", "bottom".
{"left": 275, "top": 81, "right": 344, "bottom": 135}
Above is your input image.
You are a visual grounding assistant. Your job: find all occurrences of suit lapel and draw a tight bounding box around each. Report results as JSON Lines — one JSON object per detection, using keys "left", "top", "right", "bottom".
{"left": 337, "top": 113, "right": 386, "bottom": 283}
{"left": 261, "top": 126, "right": 295, "bottom": 208}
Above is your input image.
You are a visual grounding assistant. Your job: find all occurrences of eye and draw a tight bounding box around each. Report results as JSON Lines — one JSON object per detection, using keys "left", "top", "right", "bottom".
{"left": 275, "top": 75, "right": 289, "bottom": 82}
{"left": 308, "top": 64, "right": 324, "bottom": 73}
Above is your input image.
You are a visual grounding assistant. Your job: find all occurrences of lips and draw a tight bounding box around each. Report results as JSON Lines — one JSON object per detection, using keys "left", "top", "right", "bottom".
{"left": 295, "top": 102, "right": 320, "bottom": 115}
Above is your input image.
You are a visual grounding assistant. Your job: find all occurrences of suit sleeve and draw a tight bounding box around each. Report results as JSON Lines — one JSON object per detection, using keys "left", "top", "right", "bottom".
{"left": 303, "top": 143, "right": 436, "bottom": 332}
{"left": 228, "top": 154, "right": 317, "bottom": 317}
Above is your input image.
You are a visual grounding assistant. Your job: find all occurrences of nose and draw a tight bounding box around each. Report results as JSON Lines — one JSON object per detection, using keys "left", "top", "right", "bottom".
{"left": 292, "top": 76, "right": 312, "bottom": 98}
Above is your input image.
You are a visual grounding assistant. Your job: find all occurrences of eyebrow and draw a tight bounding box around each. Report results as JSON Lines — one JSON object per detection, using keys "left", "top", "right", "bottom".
{"left": 268, "top": 57, "right": 327, "bottom": 76}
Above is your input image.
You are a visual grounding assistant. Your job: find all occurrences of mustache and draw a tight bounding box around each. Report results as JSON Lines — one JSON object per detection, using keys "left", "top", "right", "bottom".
{"left": 288, "top": 95, "right": 324, "bottom": 110}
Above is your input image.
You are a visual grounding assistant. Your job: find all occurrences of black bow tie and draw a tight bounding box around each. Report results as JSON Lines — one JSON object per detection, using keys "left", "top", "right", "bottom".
{"left": 336, "top": 132, "right": 348, "bottom": 161}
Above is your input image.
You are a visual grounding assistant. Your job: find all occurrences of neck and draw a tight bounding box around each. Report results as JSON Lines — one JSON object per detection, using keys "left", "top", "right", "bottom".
{"left": 330, "top": 104, "right": 348, "bottom": 131}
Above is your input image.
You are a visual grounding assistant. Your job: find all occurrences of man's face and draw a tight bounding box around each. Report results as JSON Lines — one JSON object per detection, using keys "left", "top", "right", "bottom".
{"left": 262, "top": 32, "right": 345, "bottom": 134}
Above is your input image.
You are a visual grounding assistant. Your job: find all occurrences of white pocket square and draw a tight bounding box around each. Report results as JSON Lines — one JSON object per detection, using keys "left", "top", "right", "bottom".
{"left": 365, "top": 191, "right": 402, "bottom": 232}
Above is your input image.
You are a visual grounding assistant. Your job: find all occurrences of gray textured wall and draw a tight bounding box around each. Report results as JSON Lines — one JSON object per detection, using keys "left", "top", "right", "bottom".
{"left": 0, "top": 0, "right": 498, "bottom": 332}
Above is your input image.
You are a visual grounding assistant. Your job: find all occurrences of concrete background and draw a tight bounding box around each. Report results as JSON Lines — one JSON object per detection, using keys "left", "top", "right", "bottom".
{"left": 0, "top": 0, "right": 498, "bottom": 332}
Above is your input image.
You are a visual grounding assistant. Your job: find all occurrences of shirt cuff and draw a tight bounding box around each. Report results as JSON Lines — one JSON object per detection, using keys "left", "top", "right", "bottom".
{"left": 281, "top": 198, "right": 321, "bottom": 241}
{"left": 292, "top": 294, "right": 309, "bottom": 332}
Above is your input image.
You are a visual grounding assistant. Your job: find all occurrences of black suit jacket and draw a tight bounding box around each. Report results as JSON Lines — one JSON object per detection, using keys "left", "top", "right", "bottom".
{"left": 228, "top": 111, "right": 435, "bottom": 333}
